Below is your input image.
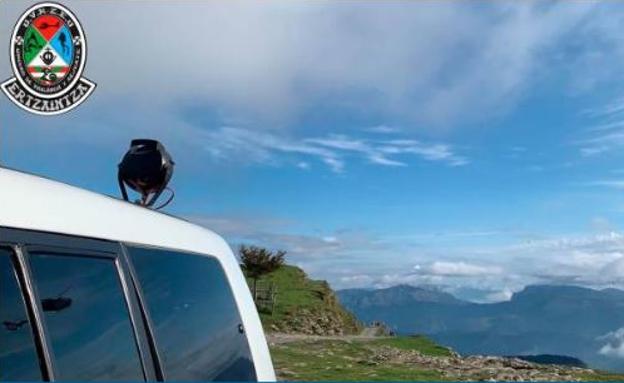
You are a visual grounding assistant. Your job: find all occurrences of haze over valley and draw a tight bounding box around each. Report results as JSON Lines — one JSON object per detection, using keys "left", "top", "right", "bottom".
{"left": 338, "top": 284, "right": 624, "bottom": 372}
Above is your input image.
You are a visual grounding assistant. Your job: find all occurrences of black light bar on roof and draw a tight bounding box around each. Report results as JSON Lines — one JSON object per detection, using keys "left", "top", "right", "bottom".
{"left": 118, "top": 139, "right": 175, "bottom": 209}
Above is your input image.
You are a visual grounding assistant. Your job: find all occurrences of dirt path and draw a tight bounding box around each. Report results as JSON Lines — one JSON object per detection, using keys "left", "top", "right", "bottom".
{"left": 266, "top": 327, "right": 387, "bottom": 344}
{"left": 359, "top": 326, "right": 380, "bottom": 337}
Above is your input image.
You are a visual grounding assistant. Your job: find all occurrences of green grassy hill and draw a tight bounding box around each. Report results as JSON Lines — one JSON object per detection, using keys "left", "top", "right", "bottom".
{"left": 271, "top": 336, "right": 450, "bottom": 381}
{"left": 249, "top": 265, "right": 362, "bottom": 335}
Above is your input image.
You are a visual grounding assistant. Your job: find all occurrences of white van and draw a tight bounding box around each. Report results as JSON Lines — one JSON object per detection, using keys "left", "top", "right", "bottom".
{"left": 0, "top": 167, "right": 276, "bottom": 381}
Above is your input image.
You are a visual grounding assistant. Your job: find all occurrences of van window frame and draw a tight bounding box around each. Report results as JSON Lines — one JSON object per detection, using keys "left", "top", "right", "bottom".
{"left": 122, "top": 242, "right": 258, "bottom": 381}
{"left": 0, "top": 246, "right": 49, "bottom": 380}
{"left": 0, "top": 227, "right": 158, "bottom": 381}
{"left": 119, "top": 243, "right": 166, "bottom": 381}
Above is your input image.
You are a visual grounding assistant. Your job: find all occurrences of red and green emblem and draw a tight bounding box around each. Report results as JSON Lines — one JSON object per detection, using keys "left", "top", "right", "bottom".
{"left": 23, "top": 14, "right": 75, "bottom": 86}
{"left": 1, "top": 2, "right": 96, "bottom": 115}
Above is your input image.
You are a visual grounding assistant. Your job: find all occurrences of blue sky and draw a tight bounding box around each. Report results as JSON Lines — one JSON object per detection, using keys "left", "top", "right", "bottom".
{"left": 3, "top": 1, "right": 624, "bottom": 302}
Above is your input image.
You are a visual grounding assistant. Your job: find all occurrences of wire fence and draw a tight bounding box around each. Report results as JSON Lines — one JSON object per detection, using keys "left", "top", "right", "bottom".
{"left": 250, "top": 281, "right": 278, "bottom": 314}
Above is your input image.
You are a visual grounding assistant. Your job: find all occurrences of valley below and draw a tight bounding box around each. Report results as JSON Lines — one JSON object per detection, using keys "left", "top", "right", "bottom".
{"left": 338, "top": 284, "right": 624, "bottom": 373}
{"left": 252, "top": 264, "right": 624, "bottom": 380}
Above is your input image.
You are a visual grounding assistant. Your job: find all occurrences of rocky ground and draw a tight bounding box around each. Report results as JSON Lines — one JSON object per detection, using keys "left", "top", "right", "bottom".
{"left": 267, "top": 307, "right": 358, "bottom": 336}
{"left": 268, "top": 334, "right": 624, "bottom": 381}
{"left": 370, "top": 345, "right": 592, "bottom": 382}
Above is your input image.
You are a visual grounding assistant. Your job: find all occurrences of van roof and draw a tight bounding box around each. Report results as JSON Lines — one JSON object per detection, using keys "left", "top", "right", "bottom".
{"left": 0, "top": 167, "right": 231, "bottom": 257}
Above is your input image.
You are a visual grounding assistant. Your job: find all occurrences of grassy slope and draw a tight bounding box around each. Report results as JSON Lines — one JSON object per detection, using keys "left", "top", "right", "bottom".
{"left": 371, "top": 335, "right": 452, "bottom": 356}
{"left": 251, "top": 265, "right": 361, "bottom": 334}
{"left": 577, "top": 371, "right": 624, "bottom": 382}
{"left": 271, "top": 336, "right": 624, "bottom": 382}
{"left": 271, "top": 336, "right": 450, "bottom": 381}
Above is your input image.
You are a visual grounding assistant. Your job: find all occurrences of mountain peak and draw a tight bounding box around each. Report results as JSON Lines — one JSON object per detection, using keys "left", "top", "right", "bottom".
{"left": 510, "top": 284, "right": 622, "bottom": 303}
{"left": 338, "top": 284, "right": 465, "bottom": 308}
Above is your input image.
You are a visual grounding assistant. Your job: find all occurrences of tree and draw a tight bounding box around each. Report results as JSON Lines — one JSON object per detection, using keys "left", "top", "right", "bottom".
{"left": 239, "top": 245, "right": 286, "bottom": 301}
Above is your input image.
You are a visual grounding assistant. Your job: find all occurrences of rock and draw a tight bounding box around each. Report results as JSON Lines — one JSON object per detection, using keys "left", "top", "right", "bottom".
{"left": 365, "top": 345, "right": 588, "bottom": 382}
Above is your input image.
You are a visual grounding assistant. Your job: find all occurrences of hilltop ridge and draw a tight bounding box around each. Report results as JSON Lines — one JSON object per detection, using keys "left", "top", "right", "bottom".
{"left": 250, "top": 265, "right": 361, "bottom": 335}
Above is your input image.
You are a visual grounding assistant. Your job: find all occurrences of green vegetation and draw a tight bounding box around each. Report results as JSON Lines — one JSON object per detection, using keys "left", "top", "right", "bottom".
{"left": 270, "top": 337, "right": 624, "bottom": 382}
{"left": 249, "top": 265, "right": 361, "bottom": 334}
{"left": 577, "top": 371, "right": 624, "bottom": 382}
{"left": 239, "top": 245, "right": 285, "bottom": 300}
{"left": 270, "top": 338, "right": 449, "bottom": 381}
{"left": 370, "top": 335, "right": 452, "bottom": 357}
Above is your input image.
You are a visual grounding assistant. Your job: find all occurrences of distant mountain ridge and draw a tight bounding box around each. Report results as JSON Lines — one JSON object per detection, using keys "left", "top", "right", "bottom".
{"left": 337, "top": 284, "right": 624, "bottom": 372}
{"left": 510, "top": 354, "right": 588, "bottom": 368}
{"left": 339, "top": 284, "right": 465, "bottom": 307}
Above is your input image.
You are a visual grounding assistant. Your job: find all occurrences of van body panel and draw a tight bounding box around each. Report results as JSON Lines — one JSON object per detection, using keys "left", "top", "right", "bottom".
{"left": 0, "top": 168, "right": 276, "bottom": 381}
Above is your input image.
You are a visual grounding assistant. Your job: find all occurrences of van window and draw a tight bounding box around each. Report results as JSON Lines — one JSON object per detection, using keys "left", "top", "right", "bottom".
{"left": 0, "top": 250, "right": 42, "bottom": 381}
{"left": 28, "top": 253, "right": 144, "bottom": 381}
{"left": 128, "top": 247, "right": 256, "bottom": 381}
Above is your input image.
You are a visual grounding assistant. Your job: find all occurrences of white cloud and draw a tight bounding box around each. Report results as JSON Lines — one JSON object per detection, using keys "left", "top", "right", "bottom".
{"left": 489, "top": 232, "right": 624, "bottom": 287}
{"left": 189, "top": 214, "right": 292, "bottom": 239}
{"left": 379, "top": 140, "right": 469, "bottom": 166}
{"left": 484, "top": 288, "right": 514, "bottom": 303}
{"left": 586, "top": 180, "right": 624, "bottom": 190}
{"left": 366, "top": 125, "right": 401, "bottom": 134}
{"left": 339, "top": 274, "right": 375, "bottom": 286}
{"left": 199, "top": 127, "right": 467, "bottom": 172}
{"left": 599, "top": 327, "right": 624, "bottom": 359}
{"left": 419, "top": 261, "right": 504, "bottom": 277}
{"left": 296, "top": 161, "right": 310, "bottom": 170}
{"left": 337, "top": 229, "right": 624, "bottom": 291}
{"left": 192, "top": 213, "right": 624, "bottom": 294}
{"left": 190, "top": 214, "right": 385, "bottom": 262}
{"left": 581, "top": 146, "right": 610, "bottom": 157}
{"left": 577, "top": 129, "right": 624, "bottom": 157}
{"left": 577, "top": 97, "right": 624, "bottom": 157}
{"left": 0, "top": 1, "right": 604, "bottom": 128}
{"left": 380, "top": 230, "right": 505, "bottom": 242}
{"left": 591, "top": 216, "right": 614, "bottom": 233}
{"left": 584, "top": 97, "right": 624, "bottom": 119}
{"left": 367, "top": 154, "right": 407, "bottom": 167}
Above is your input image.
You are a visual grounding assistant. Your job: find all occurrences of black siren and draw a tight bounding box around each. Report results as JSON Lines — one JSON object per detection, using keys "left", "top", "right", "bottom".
{"left": 118, "top": 139, "right": 175, "bottom": 208}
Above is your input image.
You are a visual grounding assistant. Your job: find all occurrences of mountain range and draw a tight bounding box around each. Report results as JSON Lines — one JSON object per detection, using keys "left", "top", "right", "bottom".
{"left": 337, "top": 284, "right": 624, "bottom": 372}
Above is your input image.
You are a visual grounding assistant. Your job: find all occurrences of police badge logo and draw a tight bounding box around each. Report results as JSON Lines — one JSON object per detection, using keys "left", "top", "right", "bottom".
{"left": 1, "top": 2, "right": 96, "bottom": 115}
